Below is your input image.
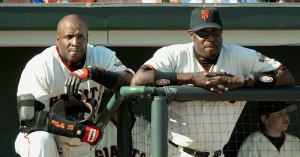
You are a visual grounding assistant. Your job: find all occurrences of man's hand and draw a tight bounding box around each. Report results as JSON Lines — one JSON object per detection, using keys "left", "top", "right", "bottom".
{"left": 207, "top": 75, "right": 246, "bottom": 92}
{"left": 20, "top": 109, "right": 102, "bottom": 145}
{"left": 191, "top": 72, "right": 246, "bottom": 93}
{"left": 49, "top": 93, "right": 100, "bottom": 145}
{"left": 66, "top": 66, "right": 96, "bottom": 96}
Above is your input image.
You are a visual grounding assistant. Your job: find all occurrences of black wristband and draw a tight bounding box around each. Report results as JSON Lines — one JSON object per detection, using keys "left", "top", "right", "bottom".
{"left": 253, "top": 72, "right": 277, "bottom": 87}
{"left": 154, "top": 71, "right": 177, "bottom": 86}
{"left": 88, "top": 66, "right": 119, "bottom": 89}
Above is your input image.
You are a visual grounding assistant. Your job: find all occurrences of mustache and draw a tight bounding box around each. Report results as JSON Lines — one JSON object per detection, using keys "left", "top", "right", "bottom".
{"left": 204, "top": 39, "right": 219, "bottom": 48}
{"left": 68, "top": 48, "right": 81, "bottom": 52}
{"left": 203, "top": 43, "right": 217, "bottom": 48}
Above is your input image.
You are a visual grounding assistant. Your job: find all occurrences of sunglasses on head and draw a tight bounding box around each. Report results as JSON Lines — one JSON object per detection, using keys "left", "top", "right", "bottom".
{"left": 194, "top": 28, "right": 223, "bottom": 39}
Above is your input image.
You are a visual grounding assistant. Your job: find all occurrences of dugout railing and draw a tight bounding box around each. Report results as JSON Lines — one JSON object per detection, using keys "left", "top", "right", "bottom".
{"left": 98, "top": 86, "right": 300, "bottom": 157}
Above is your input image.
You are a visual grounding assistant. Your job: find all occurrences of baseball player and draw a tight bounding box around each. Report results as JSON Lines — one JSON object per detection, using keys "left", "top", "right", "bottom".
{"left": 238, "top": 101, "right": 300, "bottom": 157}
{"left": 15, "top": 14, "right": 146, "bottom": 157}
{"left": 130, "top": 7, "right": 295, "bottom": 157}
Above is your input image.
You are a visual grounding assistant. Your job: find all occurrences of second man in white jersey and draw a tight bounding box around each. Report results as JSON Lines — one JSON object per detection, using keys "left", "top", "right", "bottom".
{"left": 131, "top": 7, "right": 295, "bottom": 157}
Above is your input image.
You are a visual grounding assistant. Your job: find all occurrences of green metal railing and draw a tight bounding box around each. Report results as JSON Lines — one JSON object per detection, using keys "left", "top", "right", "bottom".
{"left": 97, "top": 86, "right": 300, "bottom": 157}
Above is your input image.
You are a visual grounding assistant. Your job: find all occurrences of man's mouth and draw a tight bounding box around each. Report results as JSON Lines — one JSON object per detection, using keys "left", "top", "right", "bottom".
{"left": 69, "top": 48, "right": 80, "bottom": 52}
{"left": 204, "top": 45, "right": 216, "bottom": 49}
{"left": 204, "top": 42, "right": 217, "bottom": 49}
{"left": 69, "top": 51, "right": 80, "bottom": 58}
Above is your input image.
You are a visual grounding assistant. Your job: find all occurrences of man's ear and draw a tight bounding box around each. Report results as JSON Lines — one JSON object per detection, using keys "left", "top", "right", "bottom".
{"left": 188, "top": 29, "right": 194, "bottom": 40}
{"left": 56, "top": 34, "right": 59, "bottom": 44}
{"left": 188, "top": 29, "right": 193, "bottom": 36}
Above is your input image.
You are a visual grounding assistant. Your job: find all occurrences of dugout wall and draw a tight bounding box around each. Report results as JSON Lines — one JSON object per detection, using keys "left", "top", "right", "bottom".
{"left": 0, "top": 4, "right": 300, "bottom": 157}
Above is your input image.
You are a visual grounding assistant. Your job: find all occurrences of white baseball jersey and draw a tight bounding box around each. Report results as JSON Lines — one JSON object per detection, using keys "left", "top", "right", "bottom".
{"left": 238, "top": 131, "right": 300, "bottom": 157}
{"left": 143, "top": 42, "right": 282, "bottom": 156}
{"left": 15, "top": 44, "right": 146, "bottom": 157}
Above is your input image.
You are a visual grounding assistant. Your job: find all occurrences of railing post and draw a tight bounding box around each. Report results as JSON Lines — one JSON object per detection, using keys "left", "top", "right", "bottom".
{"left": 117, "top": 100, "right": 133, "bottom": 157}
{"left": 151, "top": 96, "right": 168, "bottom": 157}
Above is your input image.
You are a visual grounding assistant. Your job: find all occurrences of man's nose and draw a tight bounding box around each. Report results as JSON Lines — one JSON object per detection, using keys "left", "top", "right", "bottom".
{"left": 71, "top": 37, "right": 80, "bottom": 46}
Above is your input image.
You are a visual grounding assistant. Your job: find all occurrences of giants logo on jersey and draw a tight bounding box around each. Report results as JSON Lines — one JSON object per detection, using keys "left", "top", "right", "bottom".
{"left": 95, "top": 145, "right": 146, "bottom": 157}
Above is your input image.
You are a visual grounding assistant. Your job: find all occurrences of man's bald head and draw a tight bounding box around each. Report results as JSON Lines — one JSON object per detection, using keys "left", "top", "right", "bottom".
{"left": 57, "top": 14, "right": 88, "bottom": 34}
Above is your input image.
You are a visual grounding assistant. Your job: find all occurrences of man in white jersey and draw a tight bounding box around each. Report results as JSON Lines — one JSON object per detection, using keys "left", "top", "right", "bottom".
{"left": 15, "top": 14, "right": 145, "bottom": 157}
{"left": 238, "top": 101, "right": 300, "bottom": 157}
{"left": 130, "top": 7, "right": 295, "bottom": 157}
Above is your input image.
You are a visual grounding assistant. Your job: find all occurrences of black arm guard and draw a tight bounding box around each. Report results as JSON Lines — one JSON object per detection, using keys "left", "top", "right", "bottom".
{"left": 17, "top": 94, "right": 83, "bottom": 137}
{"left": 20, "top": 110, "right": 49, "bottom": 133}
{"left": 17, "top": 94, "right": 46, "bottom": 133}
{"left": 87, "top": 66, "right": 119, "bottom": 89}
{"left": 17, "top": 94, "right": 101, "bottom": 144}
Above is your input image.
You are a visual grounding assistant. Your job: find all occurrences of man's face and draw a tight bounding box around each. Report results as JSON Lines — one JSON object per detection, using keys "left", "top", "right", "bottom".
{"left": 190, "top": 27, "right": 222, "bottom": 60}
{"left": 262, "top": 108, "right": 290, "bottom": 133}
{"left": 56, "top": 20, "right": 88, "bottom": 63}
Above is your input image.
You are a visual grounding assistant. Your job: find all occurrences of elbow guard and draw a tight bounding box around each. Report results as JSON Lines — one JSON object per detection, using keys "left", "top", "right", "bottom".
{"left": 17, "top": 94, "right": 47, "bottom": 132}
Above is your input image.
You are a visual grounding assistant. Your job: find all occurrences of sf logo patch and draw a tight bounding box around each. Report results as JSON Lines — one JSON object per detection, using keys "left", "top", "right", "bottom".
{"left": 156, "top": 79, "right": 170, "bottom": 86}
{"left": 260, "top": 75, "right": 274, "bottom": 83}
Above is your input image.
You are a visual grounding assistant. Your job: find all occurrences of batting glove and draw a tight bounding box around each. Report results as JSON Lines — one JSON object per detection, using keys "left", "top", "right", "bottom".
{"left": 48, "top": 114, "right": 102, "bottom": 145}
{"left": 66, "top": 66, "right": 97, "bottom": 96}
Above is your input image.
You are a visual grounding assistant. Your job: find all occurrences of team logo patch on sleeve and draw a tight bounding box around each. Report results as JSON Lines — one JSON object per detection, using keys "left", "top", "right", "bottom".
{"left": 156, "top": 79, "right": 170, "bottom": 86}
{"left": 260, "top": 75, "right": 274, "bottom": 83}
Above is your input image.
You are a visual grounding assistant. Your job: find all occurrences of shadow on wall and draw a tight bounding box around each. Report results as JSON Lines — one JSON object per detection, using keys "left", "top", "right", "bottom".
{"left": 0, "top": 47, "right": 46, "bottom": 157}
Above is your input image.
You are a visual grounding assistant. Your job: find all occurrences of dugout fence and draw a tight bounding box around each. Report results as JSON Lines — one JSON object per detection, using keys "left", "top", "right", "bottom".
{"left": 101, "top": 86, "right": 300, "bottom": 157}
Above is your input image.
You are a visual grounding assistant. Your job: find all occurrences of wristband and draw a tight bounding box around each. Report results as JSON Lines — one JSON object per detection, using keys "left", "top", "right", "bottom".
{"left": 253, "top": 72, "right": 277, "bottom": 87}
{"left": 154, "top": 71, "right": 177, "bottom": 86}
{"left": 88, "top": 66, "right": 119, "bottom": 89}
